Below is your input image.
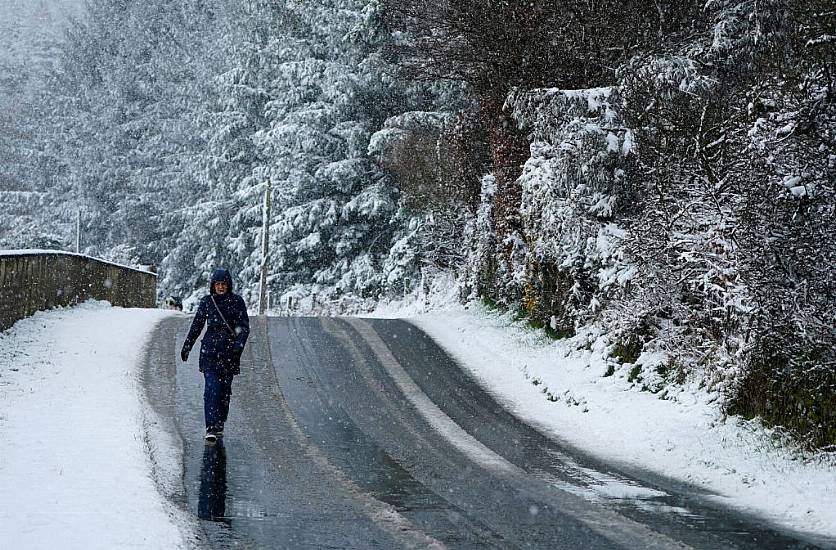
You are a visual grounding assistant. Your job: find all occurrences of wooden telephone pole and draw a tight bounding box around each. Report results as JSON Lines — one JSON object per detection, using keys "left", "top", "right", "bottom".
{"left": 258, "top": 179, "right": 272, "bottom": 315}
{"left": 75, "top": 210, "right": 81, "bottom": 253}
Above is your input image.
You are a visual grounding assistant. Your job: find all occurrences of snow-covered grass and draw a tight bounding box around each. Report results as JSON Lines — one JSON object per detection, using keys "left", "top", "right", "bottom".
{"left": 374, "top": 280, "right": 836, "bottom": 542}
{"left": 0, "top": 302, "right": 195, "bottom": 549}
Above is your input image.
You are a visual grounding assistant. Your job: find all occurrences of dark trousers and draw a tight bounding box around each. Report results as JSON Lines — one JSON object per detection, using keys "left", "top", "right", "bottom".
{"left": 203, "top": 371, "right": 233, "bottom": 431}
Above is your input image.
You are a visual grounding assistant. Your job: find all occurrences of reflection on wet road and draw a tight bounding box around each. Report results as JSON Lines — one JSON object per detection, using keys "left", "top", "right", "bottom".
{"left": 142, "top": 316, "right": 831, "bottom": 549}
{"left": 198, "top": 442, "right": 227, "bottom": 524}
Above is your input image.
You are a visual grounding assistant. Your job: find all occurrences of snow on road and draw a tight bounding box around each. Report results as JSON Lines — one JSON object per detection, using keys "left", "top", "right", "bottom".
{"left": 0, "top": 302, "right": 194, "bottom": 549}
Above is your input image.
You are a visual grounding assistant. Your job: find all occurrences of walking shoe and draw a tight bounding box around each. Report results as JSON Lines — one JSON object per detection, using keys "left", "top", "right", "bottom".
{"left": 204, "top": 430, "right": 218, "bottom": 443}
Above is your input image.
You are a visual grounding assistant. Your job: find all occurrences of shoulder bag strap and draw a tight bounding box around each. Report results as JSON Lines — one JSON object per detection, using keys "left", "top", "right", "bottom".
{"left": 210, "top": 295, "right": 236, "bottom": 338}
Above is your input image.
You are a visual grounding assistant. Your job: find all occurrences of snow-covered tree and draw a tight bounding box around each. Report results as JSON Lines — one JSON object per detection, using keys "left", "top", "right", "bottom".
{"left": 0, "top": 0, "right": 81, "bottom": 249}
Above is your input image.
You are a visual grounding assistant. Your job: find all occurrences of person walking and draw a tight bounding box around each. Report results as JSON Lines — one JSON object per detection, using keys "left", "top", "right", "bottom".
{"left": 180, "top": 268, "right": 250, "bottom": 442}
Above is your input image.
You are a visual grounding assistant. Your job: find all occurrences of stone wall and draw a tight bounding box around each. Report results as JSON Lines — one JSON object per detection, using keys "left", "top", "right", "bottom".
{"left": 0, "top": 252, "right": 157, "bottom": 331}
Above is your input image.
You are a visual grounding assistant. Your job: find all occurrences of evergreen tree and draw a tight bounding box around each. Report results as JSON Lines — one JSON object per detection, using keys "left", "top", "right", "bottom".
{"left": 0, "top": 0, "right": 80, "bottom": 249}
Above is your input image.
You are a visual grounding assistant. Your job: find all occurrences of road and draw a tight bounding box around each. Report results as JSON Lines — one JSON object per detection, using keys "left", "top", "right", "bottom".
{"left": 143, "top": 316, "right": 824, "bottom": 549}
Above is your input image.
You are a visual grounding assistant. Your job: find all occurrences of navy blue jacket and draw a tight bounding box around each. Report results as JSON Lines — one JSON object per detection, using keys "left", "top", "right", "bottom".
{"left": 182, "top": 269, "right": 250, "bottom": 376}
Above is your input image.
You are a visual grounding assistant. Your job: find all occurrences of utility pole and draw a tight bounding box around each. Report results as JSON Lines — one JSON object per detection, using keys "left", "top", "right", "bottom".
{"left": 258, "top": 179, "right": 272, "bottom": 315}
{"left": 75, "top": 210, "right": 81, "bottom": 253}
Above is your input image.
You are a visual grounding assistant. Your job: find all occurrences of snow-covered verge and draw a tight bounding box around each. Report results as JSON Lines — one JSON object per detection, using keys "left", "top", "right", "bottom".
{"left": 0, "top": 302, "right": 196, "bottom": 549}
{"left": 374, "top": 282, "right": 836, "bottom": 542}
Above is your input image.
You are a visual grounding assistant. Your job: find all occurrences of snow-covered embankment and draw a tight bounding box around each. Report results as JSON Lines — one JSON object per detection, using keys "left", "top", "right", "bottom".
{"left": 0, "top": 302, "right": 195, "bottom": 549}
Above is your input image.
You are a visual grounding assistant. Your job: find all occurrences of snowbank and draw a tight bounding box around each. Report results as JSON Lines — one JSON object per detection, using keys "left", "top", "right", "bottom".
{"left": 0, "top": 302, "right": 195, "bottom": 549}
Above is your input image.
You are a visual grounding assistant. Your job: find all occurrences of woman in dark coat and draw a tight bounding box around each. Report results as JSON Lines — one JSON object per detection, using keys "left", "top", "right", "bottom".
{"left": 180, "top": 268, "right": 250, "bottom": 442}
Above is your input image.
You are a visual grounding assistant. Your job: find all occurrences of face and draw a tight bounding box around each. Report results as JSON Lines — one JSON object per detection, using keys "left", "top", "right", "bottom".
{"left": 213, "top": 281, "right": 228, "bottom": 295}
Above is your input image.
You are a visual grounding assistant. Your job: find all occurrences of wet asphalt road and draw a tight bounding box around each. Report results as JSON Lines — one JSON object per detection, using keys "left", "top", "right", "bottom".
{"left": 142, "top": 316, "right": 832, "bottom": 549}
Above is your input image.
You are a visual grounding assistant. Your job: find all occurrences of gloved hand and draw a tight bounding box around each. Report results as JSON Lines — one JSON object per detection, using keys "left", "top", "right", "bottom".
{"left": 180, "top": 348, "right": 190, "bottom": 362}
{"left": 231, "top": 349, "right": 242, "bottom": 367}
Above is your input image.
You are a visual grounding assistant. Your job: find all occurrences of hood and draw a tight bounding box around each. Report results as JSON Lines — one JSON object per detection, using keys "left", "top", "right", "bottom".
{"left": 209, "top": 268, "right": 234, "bottom": 294}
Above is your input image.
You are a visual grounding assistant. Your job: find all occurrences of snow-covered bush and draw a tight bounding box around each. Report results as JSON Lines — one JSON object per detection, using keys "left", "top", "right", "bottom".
{"left": 504, "top": 87, "right": 635, "bottom": 334}
{"left": 615, "top": 0, "right": 836, "bottom": 448}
